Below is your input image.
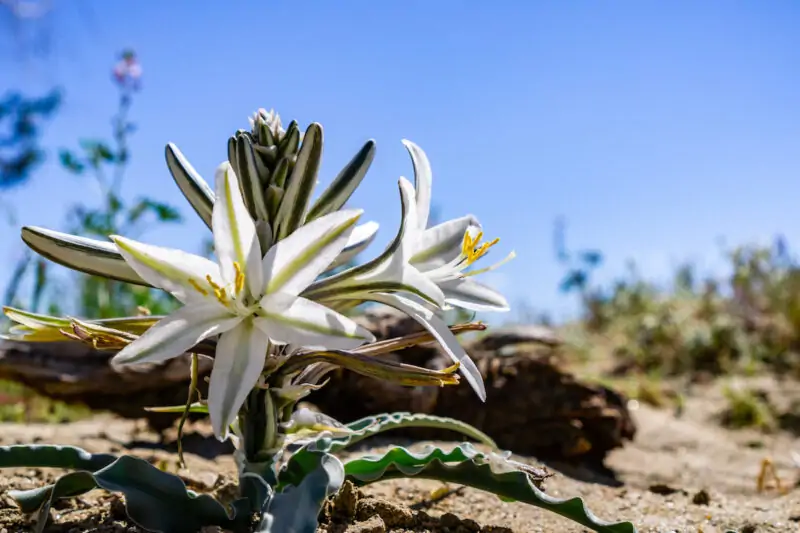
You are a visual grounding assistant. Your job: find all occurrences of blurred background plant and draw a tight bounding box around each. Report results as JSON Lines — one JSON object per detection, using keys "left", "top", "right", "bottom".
{"left": 3, "top": 50, "right": 182, "bottom": 319}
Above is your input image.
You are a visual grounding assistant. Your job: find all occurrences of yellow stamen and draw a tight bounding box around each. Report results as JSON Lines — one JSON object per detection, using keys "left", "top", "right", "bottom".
{"left": 206, "top": 275, "right": 222, "bottom": 291}
{"left": 206, "top": 275, "right": 229, "bottom": 305}
{"left": 233, "top": 261, "right": 245, "bottom": 295}
{"left": 188, "top": 279, "right": 208, "bottom": 296}
{"left": 462, "top": 231, "right": 500, "bottom": 266}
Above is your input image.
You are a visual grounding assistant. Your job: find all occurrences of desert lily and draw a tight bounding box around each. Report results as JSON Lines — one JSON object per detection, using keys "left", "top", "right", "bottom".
{"left": 0, "top": 111, "right": 638, "bottom": 533}
{"left": 400, "top": 140, "right": 514, "bottom": 313}
{"left": 109, "top": 161, "right": 374, "bottom": 438}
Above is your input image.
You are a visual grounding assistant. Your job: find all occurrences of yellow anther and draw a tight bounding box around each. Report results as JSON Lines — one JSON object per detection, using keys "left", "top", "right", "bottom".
{"left": 461, "top": 231, "right": 500, "bottom": 266}
{"left": 205, "top": 275, "right": 229, "bottom": 305}
{"left": 206, "top": 275, "right": 222, "bottom": 291}
{"left": 188, "top": 279, "right": 208, "bottom": 296}
{"left": 233, "top": 261, "right": 245, "bottom": 295}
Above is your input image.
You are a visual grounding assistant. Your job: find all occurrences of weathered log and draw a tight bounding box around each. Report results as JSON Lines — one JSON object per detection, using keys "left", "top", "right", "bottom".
{"left": 308, "top": 309, "right": 637, "bottom": 463}
{"left": 0, "top": 339, "right": 211, "bottom": 433}
{"left": 0, "top": 309, "right": 636, "bottom": 462}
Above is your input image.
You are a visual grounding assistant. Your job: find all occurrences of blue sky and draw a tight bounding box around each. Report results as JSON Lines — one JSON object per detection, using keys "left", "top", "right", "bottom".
{"left": 2, "top": 1, "right": 800, "bottom": 322}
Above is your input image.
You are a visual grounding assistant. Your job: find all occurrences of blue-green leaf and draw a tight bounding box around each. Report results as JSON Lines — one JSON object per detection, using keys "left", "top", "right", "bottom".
{"left": 5, "top": 451, "right": 236, "bottom": 533}
{"left": 259, "top": 452, "right": 344, "bottom": 533}
{"left": 290, "top": 412, "right": 497, "bottom": 455}
{"left": 344, "top": 444, "right": 637, "bottom": 533}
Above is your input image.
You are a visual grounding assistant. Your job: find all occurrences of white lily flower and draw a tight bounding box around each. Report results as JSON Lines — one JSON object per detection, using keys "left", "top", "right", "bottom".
{"left": 109, "top": 162, "right": 375, "bottom": 438}
{"left": 401, "top": 140, "right": 514, "bottom": 313}
{"left": 303, "top": 178, "right": 488, "bottom": 402}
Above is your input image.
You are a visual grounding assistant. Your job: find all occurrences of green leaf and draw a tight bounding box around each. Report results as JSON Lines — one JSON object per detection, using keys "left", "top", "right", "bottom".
{"left": 165, "top": 143, "right": 215, "bottom": 229}
{"left": 21, "top": 226, "right": 150, "bottom": 286}
{"left": 127, "top": 198, "right": 183, "bottom": 225}
{"left": 8, "top": 453, "right": 236, "bottom": 533}
{"left": 274, "top": 123, "right": 322, "bottom": 240}
{"left": 306, "top": 140, "right": 376, "bottom": 221}
{"left": 58, "top": 150, "right": 85, "bottom": 174}
{"left": 344, "top": 444, "right": 637, "bottom": 533}
{"left": 260, "top": 453, "right": 344, "bottom": 533}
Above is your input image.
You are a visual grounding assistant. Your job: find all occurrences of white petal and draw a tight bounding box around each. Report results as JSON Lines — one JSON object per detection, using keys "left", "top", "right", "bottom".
{"left": 110, "top": 302, "right": 241, "bottom": 366}
{"left": 398, "top": 177, "right": 420, "bottom": 254}
{"left": 411, "top": 215, "right": 480, "bottom": 270}
{"left": 208, "top": 319, "right": 269, "bottom": 439}
{"left": 402, "top": 139, "right": 432, "bottom": 231}
{"left": 263, "top": 209, "right": 362, "bottom": 297}
{"left": 256, "top": 294, "right": 375, "bottom": 350}
{"left": 212, "top": 162, "right": 263, "bottom": 298}
{"left": 440, "top": 278, "right": 510, "bottom": 312}
{"left": 324, "top": 221, "right": 379, "bottom": 273}
{"left": 367, "top": 292, "right": 486, "bottom": 402}
{"left": 111, "top": 235, "right": 223, "bottom": 305}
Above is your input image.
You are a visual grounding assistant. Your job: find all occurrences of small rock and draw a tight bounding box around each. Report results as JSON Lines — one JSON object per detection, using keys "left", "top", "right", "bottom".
{"left": 691, "top": 489, "right": 710, "bottom": 505}
{"left": 355, "top": 497, "right": 414, "bottom": 528}
{"left": 440, "top": 512, "right": 461, "bottom": 528}
{"left": 347, "top": 515, "right": 386, "bottom": 533}
{"left": 460, "top": 518, "right": 481, "bottom": 531}
{"left": 483, "top": 527, "right": 513, "bottom": 533}
{"left": 648, "top": 483, "right": 682, "bottom": 495}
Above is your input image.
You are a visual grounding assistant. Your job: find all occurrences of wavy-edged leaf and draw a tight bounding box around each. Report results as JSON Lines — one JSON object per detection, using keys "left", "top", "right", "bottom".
{"left": 344, "top": 444, "right": 637, "bottom": 533}
{"left": 165, "top": 143, "right": 215, "bottom": 229}
{"left": 274, "top": 123, "right": 323, "bottom": 240}
{"left": 307, "top": 140, "right": 376, "bottom": 221}
{"left": 21, "top": 226, "right": 149, "bottom": 286}
{"left": 260, "top": 452, "right": 344, "bottom": 533}
{"left": 336, "top": 412, "right": 497, "bottom": 451}
{"left": 0, "top": 444, "right": 116, "bottom": 472}
{"left": 8, "top": 453, "right": 235, "bottom": 533}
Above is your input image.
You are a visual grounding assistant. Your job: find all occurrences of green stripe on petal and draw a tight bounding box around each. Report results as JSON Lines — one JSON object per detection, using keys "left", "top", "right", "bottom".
{"left": 111, "top": 235, "right": 223, "bottom": 305}
{"left": 21, "top": 226, "right": 148, "bottom": 286}
{"left": 212, "top": 163, "right": 263, "bottom": 297}
{"left": 410, "top": 215, "right": 480, "bottom": 267}
{"left": 255, "top": 296, "right": 374, "bottom": 350}
{"left": 263, "top": 209, "right": 362, "bottom": 297}
{"left": 208, "top": 318, "right": 269, "bottom": 439}
{"left": 110, "top": 302, "right": 240, "bottom": 367}
{"left": 324, "top": 221, "right": 379, "bottom": 274}
{"left": 304, "top": 178, "right": 416, "bottom": 293}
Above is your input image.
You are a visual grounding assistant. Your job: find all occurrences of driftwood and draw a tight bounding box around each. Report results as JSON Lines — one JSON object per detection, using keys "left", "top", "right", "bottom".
{"left": 0, "top": 309, "right": 636, "bottom": 462}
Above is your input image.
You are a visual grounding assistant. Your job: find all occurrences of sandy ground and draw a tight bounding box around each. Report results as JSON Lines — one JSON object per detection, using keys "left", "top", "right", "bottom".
{"left": 0, "top": 379, "right": 799, "bottom": 533}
